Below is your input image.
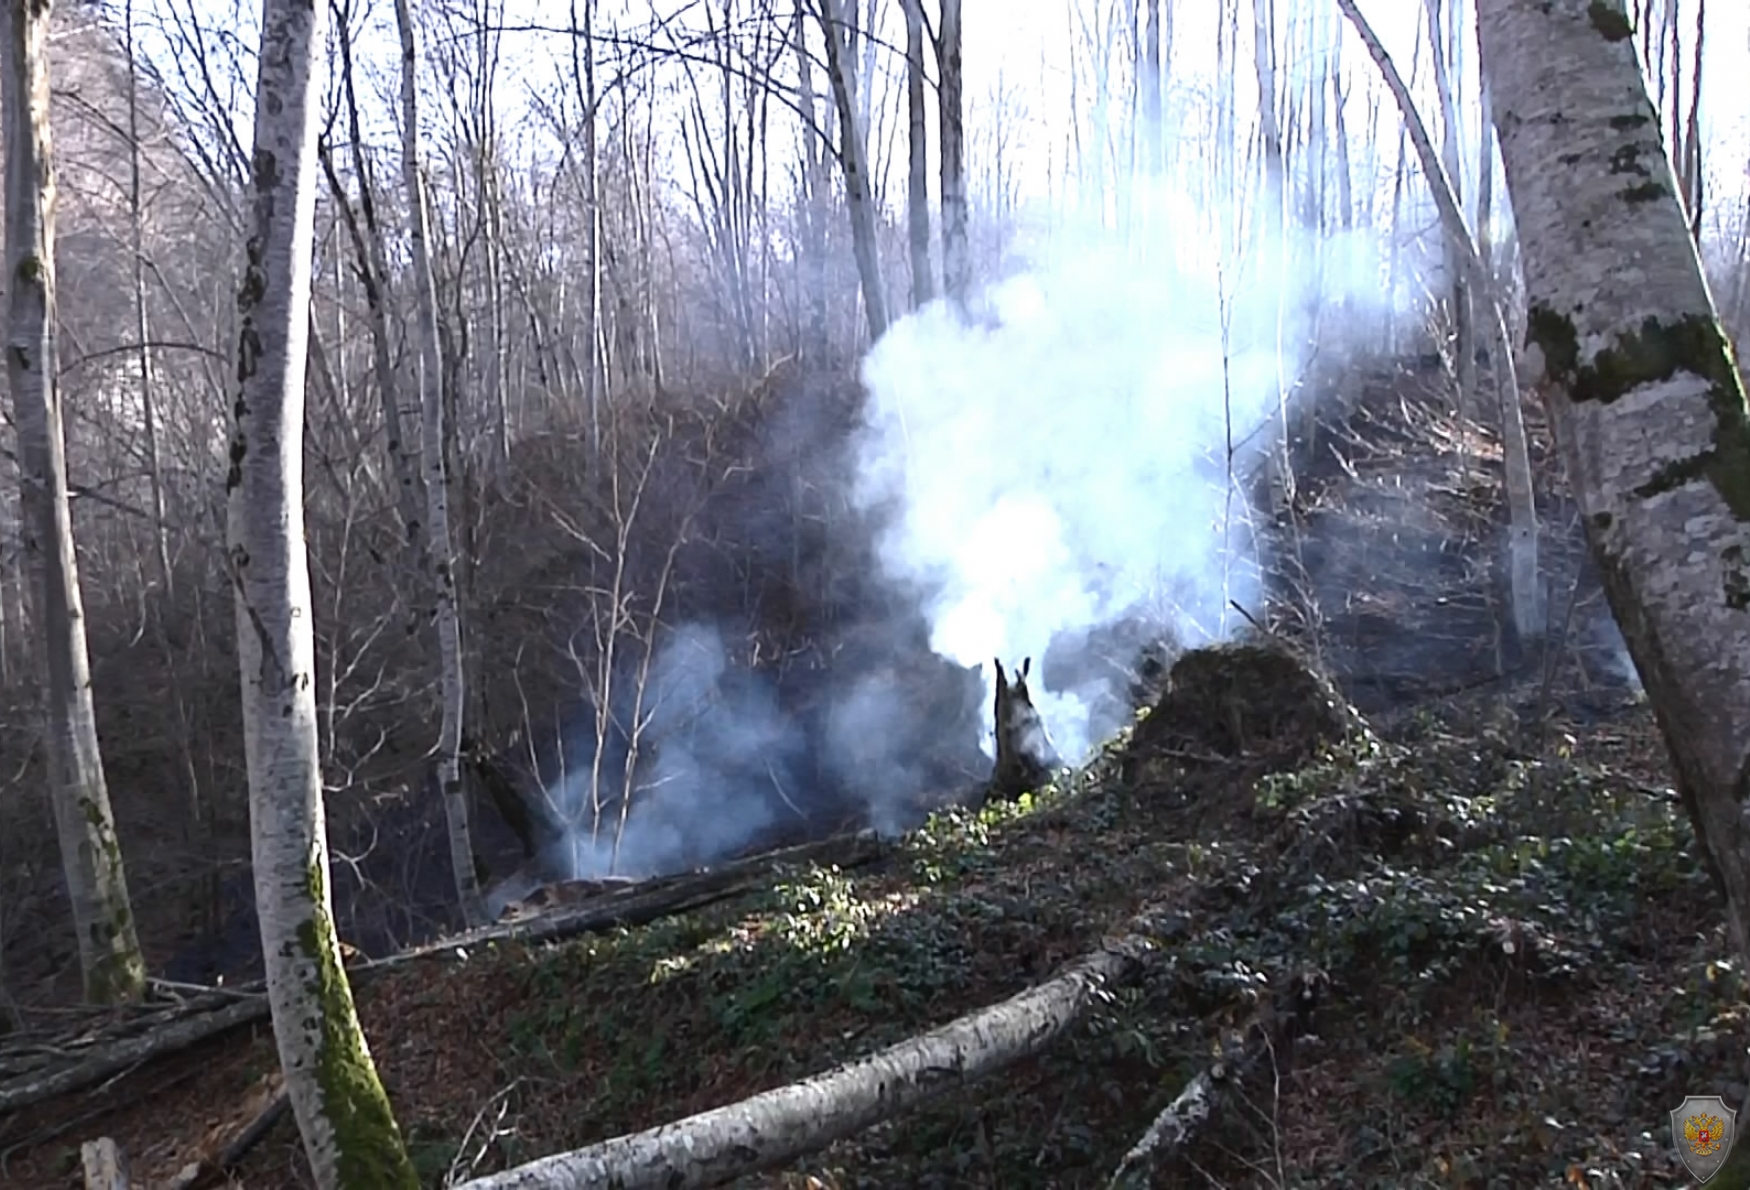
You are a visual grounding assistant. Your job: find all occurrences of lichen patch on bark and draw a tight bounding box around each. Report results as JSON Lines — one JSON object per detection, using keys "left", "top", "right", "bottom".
{"left": 1527, "top": 308, "right": 1750, "bottom": 518}
{"left": 1586, "top": 1, "right": 1633, "bottom": 41}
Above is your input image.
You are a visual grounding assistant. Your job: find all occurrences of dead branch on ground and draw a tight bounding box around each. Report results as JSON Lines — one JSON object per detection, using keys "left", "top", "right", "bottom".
{"left": 0, "top": 829, "right": 886, "bottom": 1117}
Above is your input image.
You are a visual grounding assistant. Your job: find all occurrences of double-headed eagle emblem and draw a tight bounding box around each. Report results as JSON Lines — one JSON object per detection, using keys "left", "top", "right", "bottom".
{"left": 1686, "top": 1111, "right": 1728, "bottom": 1157}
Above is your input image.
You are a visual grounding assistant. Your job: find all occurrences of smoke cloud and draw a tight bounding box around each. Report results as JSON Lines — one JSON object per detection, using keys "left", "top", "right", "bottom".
{"left": 853, "top": 219, "right": 1389, "bottom": 762}
{"left": 514, "top": 208, "right": 1397, "bottom": 900}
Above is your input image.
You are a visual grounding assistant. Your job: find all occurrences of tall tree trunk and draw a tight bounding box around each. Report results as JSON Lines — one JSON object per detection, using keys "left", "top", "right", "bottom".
{"left": 936, "top": 0, "right": 969, "bottom": 307}
{"left": 121, "top": 0, "right": 171, "bottom": 601}
{"left": 475, "top": 15, "right": 512, "bottom": 471}
{"left": 1250, "top": 0, "right": 1284, "bottom": 261}
{"left": 1681, "top": 0, "right": 1705, "bottom": 246}
{"left": 1477, "top": 0, "right": 1750, "bottom": 987}
{"left": 1475, "top": 81, "right": 1496, "bottom": 277}
{"left": 329, "top": 20, "right": 425, "bottom": 548}
{"left": 575, "top": 0, "right": 605, "bottom": 454}
{"left": 1330, "top": 6, "right": 1353, "bottom": 230}
{"left": 231, "top": 0, "right": 417, "bottom": 1183}
{"left": 902, "top": 0, "right": 932, "bottom": 309}
{"left": 1381, "top": 14, "right": 1421, "bottom": 354}
{"left": 1339, "top": 0, "right": 1542, "bottom": 645}
{"left": 393, "top": 0, "right": 486, "bottom": 928}
{"left": 816, "top": 0, "right": 889, "bottom": 343}
{"left": 1142, "top": 0, "right": 1163, "bottom": 180}
{"left": 124, "top": 0, "right": 210, "bottom": 936}
{"left": 1424, "top": 0, "right": 1476, "bottom": 415}
{"left": 2, "top": 0, "right": 146, "bottom": 1006}
{"left": 793, "top": 8, "right": 831, "bottom": 363}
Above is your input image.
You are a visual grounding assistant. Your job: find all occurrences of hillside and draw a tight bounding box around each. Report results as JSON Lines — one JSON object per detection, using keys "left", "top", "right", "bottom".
{"left": 2, "top": 351, "right": 1732, "bottom": 1189}
{"left": 0, "top": 634, "right": 1729, "bottom": 1188}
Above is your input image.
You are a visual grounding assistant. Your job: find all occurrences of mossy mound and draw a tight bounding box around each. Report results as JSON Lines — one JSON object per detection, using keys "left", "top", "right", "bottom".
{"left": 1127, "top": 640, "right": 1365, "bottom": 775}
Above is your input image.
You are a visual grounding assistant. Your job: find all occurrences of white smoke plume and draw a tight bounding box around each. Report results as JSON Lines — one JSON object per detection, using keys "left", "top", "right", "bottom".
{"left": 853, "top": 220, "right": 1390, "bottom": 763}
{"left": 520, "top": 215, "right": 1396, "bottom": 897}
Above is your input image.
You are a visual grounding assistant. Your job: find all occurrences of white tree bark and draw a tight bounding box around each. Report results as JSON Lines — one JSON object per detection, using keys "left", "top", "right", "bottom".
{"left": 902, "top": 0, "right": 932, "bottom": 310}
{"left": 1424, "top": 0, "right": 1477, "bottom": 408}
{"left": 2, "top": 0, "right": 146, "bottom": 1005}
{"left": 935, "top": 0, "right": 969, "bottom": 307}
{"left": 230, "top": 0, "right": 417, "bottom": 1183}
{"left": 1477, "top": 0, "right": 1750, "bottom": 956}
{"left": 457, "top": 941, "right": 1144, "bottom": 1189}
{"left": 816, "top": 0, "right": 889, "bottom": 343}
{"left": 393, "top": 0, "right": 487, "bottom": 929}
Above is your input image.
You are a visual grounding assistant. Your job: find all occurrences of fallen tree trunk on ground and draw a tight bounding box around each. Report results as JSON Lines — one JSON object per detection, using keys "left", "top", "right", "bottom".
{"left": 408, "top": 829, "right": 886, "bottom": 957}
{"left": 456, "top": 934, "right": 1155, "bottom": 1190}
{"left": 0, "top": 831, "right": 886, "bottom": 1117}
{"left": 167, "top": 1082, "right": 290, "bottom": 1190}
{"left": 0, "top": 994, "right": 271, "bottom": 1117}
{"left": 1105, "top": 969, "right": 1325, "bottom": 1188}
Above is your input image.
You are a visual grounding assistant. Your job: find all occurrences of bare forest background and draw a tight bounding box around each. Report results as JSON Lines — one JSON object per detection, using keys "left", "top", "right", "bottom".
{"left": 0, "top": 0, "right": 1745, "bottom": 1004}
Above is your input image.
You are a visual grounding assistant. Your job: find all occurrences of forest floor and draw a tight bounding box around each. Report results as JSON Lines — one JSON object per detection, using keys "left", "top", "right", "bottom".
{"left": 0, "top": 662, "right": 1734, "bottom": 1189}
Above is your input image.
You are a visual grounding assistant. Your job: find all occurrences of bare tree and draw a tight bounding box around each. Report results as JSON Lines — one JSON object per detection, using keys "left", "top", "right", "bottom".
{"left": 322, "top": 4, "right": 426, "bottom": 546}
{"left": 815, "top": 0, "right": 889, "bottom": 342}
{"left": 1423, "top": 0, "right": 1477, "bottom": 412}
{"left": 229, "top": 0, "right": 417, "bottom": 1179}
{"left": 902, "top": 0, "right": 933, "bottom": 309}
{"left": 1250, "top": 0, "right": 1284, "bottom": 258}
{"left": 1679, "top": 0, "right": 1705, "bottom": 244}
{"left": 393, "top": 0, "right": 487, "bottom": 928}
{"left": 936, "top": 0, "right": 969, "bottom": 305}
{"left": 1477, "top": 0, "right": 1750, "bottom": 997}
{"left": 3, "top": 0, "right": 145, "bottom": 1005}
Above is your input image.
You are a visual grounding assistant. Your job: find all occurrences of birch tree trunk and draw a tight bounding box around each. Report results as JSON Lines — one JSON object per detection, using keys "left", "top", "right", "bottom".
{"left": 393, "top": 0, "right": 486, "bottom": 929}
{"left": 1340, "top": 0, "right": 1542, "bottom": 645}
{"left": 816, "top": 0, "right": 889, "bottom": 343}
{"left": 936, "top": 0, "right": 970, "bottom": 307}
{"left": 1424, "top": 0, "right": 1477, "bottom": 411}
{"left": 2, "top": 0, "right": 146, "bottom": 1006}
{"left": 122, "top": 0, "right": 171, "bottom": 601}
{"left": 1141, "top": 0, "right": 1163, "bottom": 182}
{"left": 1476, "top": 0, "right": 1750, "bottom": 969}
{"left": 902, "top": 0, "right": 932, "bottom": 309}
{"left": 793, "top": 8, "right": 831, "bottom": 363}
{"left": 1680, "top": 0, "right": 1705, "bottom": 245}
{"left": 229, "top": 0, "right": 417, "bottom": 1182}
{"left": 1250, "top": 0, "right": 1284, "bottom": 260}
{"left": 457, "top": 941, "right": 1146, "bottom": 1189}
{"left": 576, "top": 0, "right": 605, "bottom": 452}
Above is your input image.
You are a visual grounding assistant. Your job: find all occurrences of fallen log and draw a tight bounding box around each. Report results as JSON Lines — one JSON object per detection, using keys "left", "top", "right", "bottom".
{"left": 1105, "top": 968, "right": 1326, "bottom": 1188}
{"left": 0, "top": 994, "right": 270, "bottom": 1117}
{"left": 401, "top": 829, "right": 887, "bottom": 958}
{"left": 0, "top": 830, "right": 887, "bottom": 1118}
{"left": 1104, "top": 1060, "right": 1224, "bottom": 1189}
{"left": 167, "top": 1081, "right": 290, "bottom": 1190}
{"left": 455, "top": 934, "right": 1155, "bottom": 1190}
